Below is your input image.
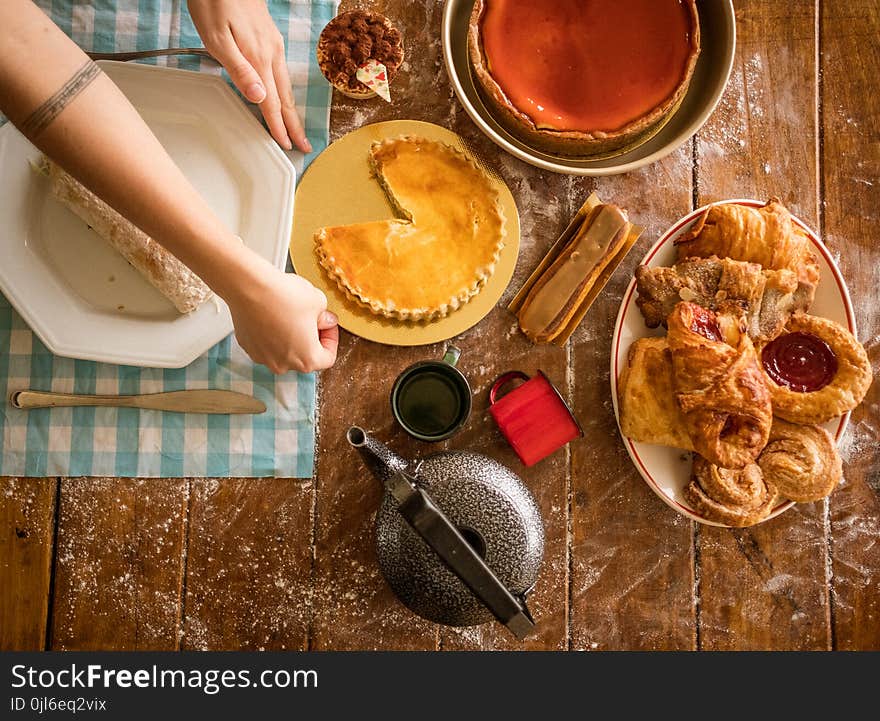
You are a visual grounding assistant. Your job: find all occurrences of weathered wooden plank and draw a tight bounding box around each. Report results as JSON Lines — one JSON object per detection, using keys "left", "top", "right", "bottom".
{"left": 0, "top": 477, "right": 57, "bottom": 650}
{"left": 694, "top": 0, "right": 830, "bottom": 650}
{"left": 182, "top": 479, "right": 313, "bottom": 650}
{"left": 50, "top": 478, "right": 187, "bottom": 650}
{"left": 820, "top": 0, "right": 880, "bottom": 651}
{"left": 311, "top": 335, "right": 440, "bottom": 649}
{"left": 310, "top": 0, "right": 446, "bottom": 649}
{"left": 312, "top": 0, "right": 569, "bottom": 650}
{"left": 440, "top": 155, "right": 572, "bottom": 652}
{"left": 569, "top": 156, "right": 697, "bottom": 650}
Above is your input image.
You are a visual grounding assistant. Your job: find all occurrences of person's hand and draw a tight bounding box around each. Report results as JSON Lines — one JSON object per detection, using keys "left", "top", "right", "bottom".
{"left": 227, "top": 266, "right": 338, "bottom": 374}
{"left": 188, "top": 0, "right": 312, "bottom": 153}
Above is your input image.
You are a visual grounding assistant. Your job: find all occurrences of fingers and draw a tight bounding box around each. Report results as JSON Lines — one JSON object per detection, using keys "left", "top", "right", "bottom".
{"left": 233, "top": 278, "right": 339, "bottom": 375}
{"left": 273, "top": 54, "right": 312, "bottom": 153}
{"left": 214, "top": 33, "right": 266, "bottom": 103}
{"left": 221, "top": 23, "right": 291, "bottom": 150}
{"left": 254, "top": 61, "right": 292, "bottom": 151}
{"left": 191, "top": 2, "right": 310, "bottom": 152}
{"left": 311, "top": 310, "right": 339, "bottom": 369}
{"left": 316, "top": 325, "right": 340, "bottom": 367}
{"left": 313, "top": 285, "right": 328, "bottom": 309}
{"left": 317, "top": 309, "right": 338, "bottom": 330}
{"left": 209, "top": 26, "right": 311, "bottom": 152}
{"left": 243, "top": 324, "right": 339, "bottom": 375}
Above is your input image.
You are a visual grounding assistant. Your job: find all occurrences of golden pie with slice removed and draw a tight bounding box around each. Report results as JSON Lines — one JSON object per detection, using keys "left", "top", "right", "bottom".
{"left": 314, "top": 135, "right": 506, "bottom": 321}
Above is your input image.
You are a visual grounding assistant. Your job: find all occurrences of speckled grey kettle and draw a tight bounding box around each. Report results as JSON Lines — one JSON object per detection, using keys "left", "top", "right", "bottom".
{"left": 347, "top": 426, "right": 544, "bottom": 639}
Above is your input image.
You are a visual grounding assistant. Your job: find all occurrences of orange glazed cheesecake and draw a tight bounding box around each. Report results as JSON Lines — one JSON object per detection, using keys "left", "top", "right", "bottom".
{"left": 468, "top": 0, "right": 701, "bottom": 157}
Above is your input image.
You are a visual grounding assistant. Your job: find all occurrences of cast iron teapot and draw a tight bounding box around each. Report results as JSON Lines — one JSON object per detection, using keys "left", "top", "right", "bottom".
{"left": 347, "top": 426, "right": 544, "bottom": 639}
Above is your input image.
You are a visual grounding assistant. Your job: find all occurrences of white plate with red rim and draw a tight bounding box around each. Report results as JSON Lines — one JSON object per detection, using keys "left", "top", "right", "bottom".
{"left": 610, "top": 199, "right": 856, "bottom": 527}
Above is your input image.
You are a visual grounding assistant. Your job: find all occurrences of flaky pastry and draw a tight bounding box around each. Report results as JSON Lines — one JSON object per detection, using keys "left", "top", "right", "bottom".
{"left": 617, "top": 337, "right": 694, "bottom": 451}
{"left": 757, "top": 313, "right": 872, "bottom": 424}
{"left": 758, "top": 418, "right": 842, "bottom": 502}
{"left": 684, "top": 456, "right": 778, "bottom": 527}
{"left": 635, "top": 255, "right": 803, "bottom": 342}
{"left": 667, "top": 302, "right": 772, "bottom": 469}
{"left": 674, "top": 199, "right": 819, "bottom": 311}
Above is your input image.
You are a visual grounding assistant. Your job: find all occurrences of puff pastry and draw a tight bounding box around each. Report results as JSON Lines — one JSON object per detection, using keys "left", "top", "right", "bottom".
{"left": 674, "top": 199, "right": 819, "bottom": 310}
{"left": 758, "top": 419, "right": 842, "bottom": 502}
{"left": 667, "top": 302, "right": 772, "bottom": 468}
{"left": 314, "top": 136, "right": 506, "bottom": 321}
{"left": 684, "top": 456, "right": 777, "bottom": 527}
{"left": 635, "top": 255, "right": 802, "bottom": 342}
{"left": 757, "top": 313, "right": 872, "bottom": 424}
{"left": 617, "top": 337, "right": 693, "bottom": 451}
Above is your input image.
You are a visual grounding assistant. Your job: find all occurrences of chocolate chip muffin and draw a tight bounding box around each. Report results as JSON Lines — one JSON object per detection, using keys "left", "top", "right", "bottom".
{"left": 316, "top": 10, "right": 404, "bottom": 98}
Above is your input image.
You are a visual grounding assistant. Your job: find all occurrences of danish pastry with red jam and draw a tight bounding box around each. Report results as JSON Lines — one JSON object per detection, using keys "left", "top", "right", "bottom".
{"left": 757, "top": 313, "right": 872, "bottom": 424}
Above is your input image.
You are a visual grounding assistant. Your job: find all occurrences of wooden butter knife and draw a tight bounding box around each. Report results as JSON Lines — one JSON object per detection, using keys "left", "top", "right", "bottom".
{"left": 9, "top": 389, "right": 266, "bottom": 415}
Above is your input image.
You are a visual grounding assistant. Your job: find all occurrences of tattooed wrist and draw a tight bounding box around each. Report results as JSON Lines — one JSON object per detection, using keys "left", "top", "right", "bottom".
{"left": 21, "top": 60, "right": 101, "bottom": 138}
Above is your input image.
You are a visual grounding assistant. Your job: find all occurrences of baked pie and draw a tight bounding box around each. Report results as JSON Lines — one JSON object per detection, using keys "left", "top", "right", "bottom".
{"left": 468, "top": 0, "right": 700, "bottom": 156}
{"left": 314, "top": 136, "right": 506, "bottom": 321}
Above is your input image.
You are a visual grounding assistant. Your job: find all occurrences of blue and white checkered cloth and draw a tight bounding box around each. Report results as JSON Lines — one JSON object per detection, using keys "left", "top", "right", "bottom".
{"left": 0, "top": 0, "right": 339, "bottom": 478}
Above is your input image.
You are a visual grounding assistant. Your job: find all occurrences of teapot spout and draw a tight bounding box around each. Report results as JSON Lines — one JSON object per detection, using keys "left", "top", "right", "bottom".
{"left": 347, "top": 426, "right": 409, "bottom": 483}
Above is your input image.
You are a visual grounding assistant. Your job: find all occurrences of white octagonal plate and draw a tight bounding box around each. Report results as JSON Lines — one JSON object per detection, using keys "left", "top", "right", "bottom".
{"left": 0, "top": 61, "right": 294, "bottom": 368}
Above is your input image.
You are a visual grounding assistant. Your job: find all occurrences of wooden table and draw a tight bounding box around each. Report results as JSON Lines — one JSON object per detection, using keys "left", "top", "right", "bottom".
{"left": 2, "top": 0, "right": 878, "bottom": 651}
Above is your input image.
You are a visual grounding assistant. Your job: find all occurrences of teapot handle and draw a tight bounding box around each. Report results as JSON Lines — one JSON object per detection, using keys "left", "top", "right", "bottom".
{"left": 387, "top": 470, "right": 535, "bottom": 640}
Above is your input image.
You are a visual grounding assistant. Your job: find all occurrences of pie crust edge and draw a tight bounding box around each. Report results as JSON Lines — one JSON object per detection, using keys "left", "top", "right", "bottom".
{"left": 467, "top": 0, "right": 701, "bottom": 157}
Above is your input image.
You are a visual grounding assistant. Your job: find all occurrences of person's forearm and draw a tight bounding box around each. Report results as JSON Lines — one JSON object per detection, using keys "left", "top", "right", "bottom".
{"left": 0, "top": 0, "right": 265, "bottom": 304}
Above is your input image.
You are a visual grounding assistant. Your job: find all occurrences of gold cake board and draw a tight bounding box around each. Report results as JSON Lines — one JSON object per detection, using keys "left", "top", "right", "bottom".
{"left": 290, "top": 119, "right": 521, "bottom": 346}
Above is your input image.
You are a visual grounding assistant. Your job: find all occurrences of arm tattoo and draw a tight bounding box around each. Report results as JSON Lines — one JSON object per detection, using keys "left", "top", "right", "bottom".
{"left": 21, "top": 60, "right": 101, "bottom": 138}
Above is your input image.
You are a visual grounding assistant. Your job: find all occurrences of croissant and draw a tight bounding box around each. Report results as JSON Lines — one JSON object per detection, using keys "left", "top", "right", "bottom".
{"left": 674, "top": 199, "right": 819, "bottom": 310}
{"left": 635, "top": 255, "right": 803, "bottom": 341}
{"left": 758, "top": 419, "right": 842, "bottom": 502}
{"left": 667, "top": 302, "right": 772, "bottom": 468}
{"left": 684, "top": 456, "right": 777, "bottom": 527}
